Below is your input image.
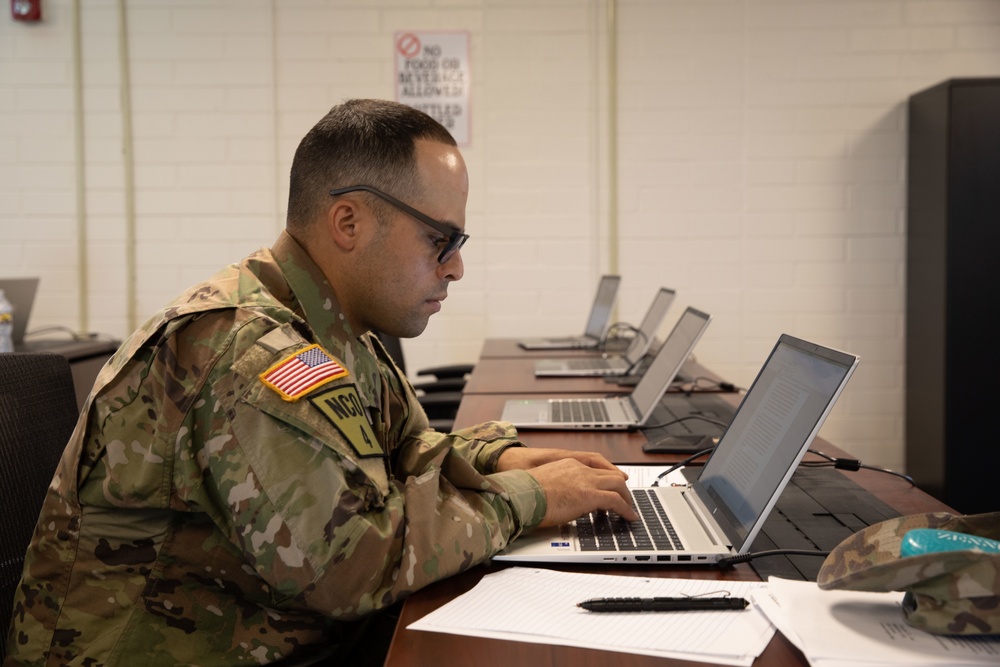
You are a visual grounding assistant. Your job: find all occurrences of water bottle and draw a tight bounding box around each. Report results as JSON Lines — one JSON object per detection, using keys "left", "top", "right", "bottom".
{"left": 0, "top": 288, "right": 14, "bottom": 353}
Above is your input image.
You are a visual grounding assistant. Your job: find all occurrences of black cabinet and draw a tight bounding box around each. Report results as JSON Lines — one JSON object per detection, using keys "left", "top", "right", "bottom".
{"left": 906, "top": 78, "right": 1000, "bottom": 514}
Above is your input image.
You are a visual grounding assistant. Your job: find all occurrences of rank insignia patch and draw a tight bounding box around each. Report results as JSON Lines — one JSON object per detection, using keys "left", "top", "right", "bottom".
{"left": 310, "top": 386, "right": 383, "bottom": 458}
{"left": 260, "top": 344, "right": 349, "bottom": 401}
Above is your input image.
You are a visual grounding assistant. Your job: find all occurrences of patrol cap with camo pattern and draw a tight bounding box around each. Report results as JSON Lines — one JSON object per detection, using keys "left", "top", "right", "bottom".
{"left": 816, "top": 511, "right": 1000, "bottom": 636}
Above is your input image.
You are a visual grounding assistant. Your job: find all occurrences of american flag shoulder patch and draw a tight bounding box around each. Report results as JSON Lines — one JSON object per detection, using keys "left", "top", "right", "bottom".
{"left": 259, "top": 344, "right": 349, "bottom": 401}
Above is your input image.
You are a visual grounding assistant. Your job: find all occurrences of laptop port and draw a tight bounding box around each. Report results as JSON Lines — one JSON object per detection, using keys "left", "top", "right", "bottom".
{"left": 635, "top": 555, "right": 651, "bottom": 561}
{"left": 656, "top": 555, "right": 671, "bottom": 562}
{"left": 678, "top": 555, "right": 692, "bottom": 561}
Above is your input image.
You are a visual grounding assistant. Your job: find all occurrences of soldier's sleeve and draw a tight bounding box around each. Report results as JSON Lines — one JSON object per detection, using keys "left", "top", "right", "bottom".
{"left": 201, "top": 328, "right": 545, "bottom": 620}
{"left": 365, "top": 330, "right": 538, "bottom": 525}
{"left": 392, "top": 421, "right": 540, "bottom": 517}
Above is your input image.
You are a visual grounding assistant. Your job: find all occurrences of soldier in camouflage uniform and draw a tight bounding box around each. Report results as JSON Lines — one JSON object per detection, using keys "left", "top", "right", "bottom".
{"left": 4, "top": 100, "right": 637, "bottom": 666}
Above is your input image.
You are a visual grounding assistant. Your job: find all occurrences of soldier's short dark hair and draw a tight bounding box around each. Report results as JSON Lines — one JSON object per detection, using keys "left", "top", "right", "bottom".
{"left": 286, "top": 99, "right": 457, "bottom": 232}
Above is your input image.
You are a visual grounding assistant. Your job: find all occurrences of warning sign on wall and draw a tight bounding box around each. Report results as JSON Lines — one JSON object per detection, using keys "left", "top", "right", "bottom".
{"left": 394, "top": 30, "right": 471, "bottom": 146}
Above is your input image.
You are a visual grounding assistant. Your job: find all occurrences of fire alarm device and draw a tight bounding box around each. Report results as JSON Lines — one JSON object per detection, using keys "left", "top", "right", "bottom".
{"left": 12, "top": 0, "right": 42, "bottom": 22}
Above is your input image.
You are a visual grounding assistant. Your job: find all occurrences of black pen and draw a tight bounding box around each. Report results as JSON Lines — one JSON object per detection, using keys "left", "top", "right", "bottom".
{"left": 577, "top": 596, "right": 749, "bottom": 612}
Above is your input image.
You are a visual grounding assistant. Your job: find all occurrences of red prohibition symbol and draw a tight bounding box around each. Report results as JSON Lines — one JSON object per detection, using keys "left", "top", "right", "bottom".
{"left": 396, "top": 33, "right": 422, "bottom": 59}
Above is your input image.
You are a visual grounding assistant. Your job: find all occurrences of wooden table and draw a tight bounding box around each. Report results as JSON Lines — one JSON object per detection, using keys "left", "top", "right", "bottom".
{"left": 385, "top": 341, "right": 952, "bottom": 667}
{"left": 464, "top": 356, "right": 728, "bottom": 395}
{"left": 478, "top": 337, "right": 631, "bottom": 359}
{"left": 384, "top": 390, "right": 952, "bottom": 667}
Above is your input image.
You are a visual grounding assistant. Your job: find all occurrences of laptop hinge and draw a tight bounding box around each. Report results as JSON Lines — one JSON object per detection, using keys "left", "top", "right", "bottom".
{"left": 681, "top": 489, "right": 725, "bottom": 547}
{"left": 627, "top": 397, "right": 643, "bottom": 422}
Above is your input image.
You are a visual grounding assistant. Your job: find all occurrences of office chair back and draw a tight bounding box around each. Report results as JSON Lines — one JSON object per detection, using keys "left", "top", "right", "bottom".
{"left": 0, "top": 353, "right": 79, "bottom": 660}
{"left": 374, "top": 331, "right": 408, "bottom": 374}
{"left": 371, "top": 332, "right": 468, "bottom": 432}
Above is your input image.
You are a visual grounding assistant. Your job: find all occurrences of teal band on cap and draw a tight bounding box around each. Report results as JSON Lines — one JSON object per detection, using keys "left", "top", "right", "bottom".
{"left": 901, "top": 529, "right": 1000, "bottom": 558}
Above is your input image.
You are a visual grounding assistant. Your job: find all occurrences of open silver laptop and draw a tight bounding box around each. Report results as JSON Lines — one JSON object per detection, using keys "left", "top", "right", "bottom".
{"left": 502, "top": 307, "right": 712, "bottom": 429}
{"left": 534, "top": 287, "right": 675, "bottom": 377}
{"left": 518, "top": 275, "right": 620, "bottom": 350}
{"left": 0, "top": 277, "right": 40, "bottom": 345}
{"left": 494, "top": 334, "right": 860, "bottom": 565}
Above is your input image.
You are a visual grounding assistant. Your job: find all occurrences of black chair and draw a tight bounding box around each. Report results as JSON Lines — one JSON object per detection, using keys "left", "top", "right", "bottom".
{"left": 0, "top": 353, "right": 79, "bottom": 660}
{"left": 373, "top": 333, "right": 471, "bottom": 432}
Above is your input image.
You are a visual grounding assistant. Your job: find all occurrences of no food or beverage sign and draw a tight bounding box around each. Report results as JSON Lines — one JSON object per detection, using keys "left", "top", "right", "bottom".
{"left": 394, "top": 30, "right": 471, "bottom": 146}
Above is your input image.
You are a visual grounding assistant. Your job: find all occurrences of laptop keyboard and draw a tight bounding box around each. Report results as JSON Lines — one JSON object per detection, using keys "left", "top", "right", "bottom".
{"left": 544, "top": 336, "right": 595, "bottom": 348}
{"left": 552, "top": 399, "right": 611, "bottom": 423}
{"left": 575, "top": 489, "right": 685, "bottom": 552}
{"left": 566, "top": 358, "right": 612, "bottom": 371}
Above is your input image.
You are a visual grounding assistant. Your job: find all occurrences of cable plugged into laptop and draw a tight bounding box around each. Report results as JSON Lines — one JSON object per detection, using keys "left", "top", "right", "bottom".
{"left": 716, "top": 549, "right": 831, "bottom": 569}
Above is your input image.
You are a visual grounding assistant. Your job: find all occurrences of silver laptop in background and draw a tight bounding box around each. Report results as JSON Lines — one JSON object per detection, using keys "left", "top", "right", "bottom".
{"left": 517, "top": 275, "right": 621, "bottom": 350}
{"left": 0, "top": 277, "right": 40, "bottom": 345}
{"left": 494, "top": 334, "right": 860, "bottom": 565}
{"left": 502, "top": 307, "right": 712, "bottom": 429}
{"left": 534, "top": 287, "right": 675, "bottom": 377}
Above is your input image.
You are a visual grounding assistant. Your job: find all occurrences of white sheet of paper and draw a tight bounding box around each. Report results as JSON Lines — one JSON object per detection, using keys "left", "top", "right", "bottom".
{"left": 619, "top": 464, "right": 689, "bottom": 487}
{"left": 759, "top": 577, "right": 1000, "bottom": 667}
{"left": 408, "top": 566, "right": 775, "bottom": 666}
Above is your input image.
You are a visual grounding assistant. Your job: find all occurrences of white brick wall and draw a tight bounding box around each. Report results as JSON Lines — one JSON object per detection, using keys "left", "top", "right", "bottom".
{"left": 2, "top": 0, "right": 1000, "bottom": 472}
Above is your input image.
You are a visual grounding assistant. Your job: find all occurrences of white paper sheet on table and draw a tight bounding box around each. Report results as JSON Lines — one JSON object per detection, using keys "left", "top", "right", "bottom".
{"left": 408, "top": 567, "right": 775, "bottom": 666}
{"left": 619, "top": 464, "right": 689, "bottom": 488}
{"left": 753, "top": 577, "right": 1000, "bottom": 667}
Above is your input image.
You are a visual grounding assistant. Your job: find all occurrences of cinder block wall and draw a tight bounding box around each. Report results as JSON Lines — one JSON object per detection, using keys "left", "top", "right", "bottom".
{"left": 3, "top": 0, "right": 1000, "bottom": 470}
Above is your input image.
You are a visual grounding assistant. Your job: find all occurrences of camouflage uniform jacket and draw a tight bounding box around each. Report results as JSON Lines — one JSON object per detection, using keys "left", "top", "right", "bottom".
{"left": 5, "top": 232, "right": 545, "bottom": 666}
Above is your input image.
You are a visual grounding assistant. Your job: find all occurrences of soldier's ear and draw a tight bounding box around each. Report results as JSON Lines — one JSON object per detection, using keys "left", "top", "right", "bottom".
{"left": 325, "top": 195, "right": 363, "bottom": 253}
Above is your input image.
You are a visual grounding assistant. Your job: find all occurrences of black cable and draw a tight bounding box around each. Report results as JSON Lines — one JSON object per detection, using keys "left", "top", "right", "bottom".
{"left": 649, "top": 447, "right": 715, "bottom": 486}
{"left": 635, "top": 414, "right": 729, "bottom": 431}
{"left": 645, "top": 446, "right": 914, "bottom": 491}
{"left": 681, "top": 375, "right": 743, "bottom": 395}
{"left": 803, "top": 449, "right": 915, "bottom": 486}
{"left": 621, "top": 344, "right": 650, "bottom": 376}
{"left": 600, "top": 322, "right": 643, "bottom": 350}
{"left": 717, "top": 549, "right": 831, "bottom": 569}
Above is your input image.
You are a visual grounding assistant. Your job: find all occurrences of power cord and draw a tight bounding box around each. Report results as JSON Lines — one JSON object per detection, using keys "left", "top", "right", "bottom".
{"left": 648, "top": 447, "right": 715, "bottom": 486}
{"left": 646, "top": 446, "right": 913, "bottom": 509}
{"left": 801, "top": 449, "right": 915, "bottom": 486}
{"left": 600, "top": 322, "right": 643, "bottom": 351}
{"left": 681, "top": 376, "right": 744, "bottom": 395}
{"left": 717, "top": 549, "right": 831, "bottom": 569}
{"left": 635, "top": 414, "right": 730, "bottom": 432}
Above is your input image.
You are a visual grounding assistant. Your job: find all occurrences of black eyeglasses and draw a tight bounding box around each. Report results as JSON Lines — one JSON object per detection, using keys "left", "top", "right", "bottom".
{"left": 329, "top": 185, "right": 469, "bottom": 264}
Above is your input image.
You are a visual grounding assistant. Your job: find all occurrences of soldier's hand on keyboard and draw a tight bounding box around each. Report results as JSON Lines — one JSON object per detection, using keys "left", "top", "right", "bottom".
{"left": 526, "top": 458, "right": 639, "bottom": 526}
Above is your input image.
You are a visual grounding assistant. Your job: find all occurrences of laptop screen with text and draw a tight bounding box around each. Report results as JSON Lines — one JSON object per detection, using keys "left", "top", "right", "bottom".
{"left": 692, "top": 335, "right": 859, "bottom": 552}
